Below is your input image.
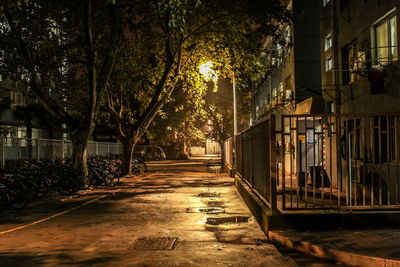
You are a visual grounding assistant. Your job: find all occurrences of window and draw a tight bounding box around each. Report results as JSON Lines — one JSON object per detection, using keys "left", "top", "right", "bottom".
{"left": 283, "top": 25, "right": 291, "bottom": 56}
{"left": 327, "top": 101, "right": 334, "bottom": 113}
{"left": 374, "top": 12, "right": 397, "bottom": 65}
{"left": 279, "top": 82, "right": 284, "bottom": 99}
{"left": 284, "top": 75, "right": 292, "bottom": 100}
{"left": 324, "top": 33, "right": 332, "bottom": 51}
{"left": 284, "top": 26, "right": 290, "bottom": 43}
{"left": 325, "top": 57, "right": 332, "bottom": 72}
{"left": 323, "top": 0, "right": 330, "bottom": 7}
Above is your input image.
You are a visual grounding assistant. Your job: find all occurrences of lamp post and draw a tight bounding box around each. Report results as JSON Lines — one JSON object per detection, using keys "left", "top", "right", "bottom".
{"left": 199, "top": 61, "right": 237, "bottom": 136}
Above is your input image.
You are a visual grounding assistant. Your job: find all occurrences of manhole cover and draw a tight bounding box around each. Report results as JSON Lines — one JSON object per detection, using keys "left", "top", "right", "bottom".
{"left": 197, "top": 192, "right": 220, "bottom": 198}
{"left": 128, "top": 237, "right": 178, "bottom": 250}
{"left": 198, "top": 207, "right": 225, "bottom": 214}
{"left": 206, "top": 216, "right": 250, "bottom": 225}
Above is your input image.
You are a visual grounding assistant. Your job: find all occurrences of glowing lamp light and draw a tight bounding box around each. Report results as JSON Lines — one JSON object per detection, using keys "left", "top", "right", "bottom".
{"left": 199, "top": 61, "right": 217, "bottom": 82}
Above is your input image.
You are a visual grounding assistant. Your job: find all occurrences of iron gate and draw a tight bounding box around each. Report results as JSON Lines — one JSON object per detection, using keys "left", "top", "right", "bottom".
{"left": 278, "top": 113, "right": 400, "bottom": 210}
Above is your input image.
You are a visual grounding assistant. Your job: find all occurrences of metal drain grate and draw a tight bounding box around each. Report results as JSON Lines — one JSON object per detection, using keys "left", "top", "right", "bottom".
{"left": 128, "top": 237, "right": 178, "bottom": 250}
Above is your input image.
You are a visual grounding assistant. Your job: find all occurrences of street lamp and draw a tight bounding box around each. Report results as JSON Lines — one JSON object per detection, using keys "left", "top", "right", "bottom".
{"left": 199, "top": 61, "right": 237, "bottom": 136}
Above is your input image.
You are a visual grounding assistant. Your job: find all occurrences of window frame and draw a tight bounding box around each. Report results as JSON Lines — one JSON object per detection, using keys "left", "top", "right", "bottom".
{"left": 372, "top": 9, "right": 397, "bottom": 66}
{"left": 325, "top": 56, "right": 333, "bottom": 72}
{"left": 324, "top": 33, "right": 332, "bottom": 51}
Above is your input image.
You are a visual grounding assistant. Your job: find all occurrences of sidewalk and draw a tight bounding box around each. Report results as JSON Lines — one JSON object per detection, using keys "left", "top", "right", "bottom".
{"left": 234, "top": 172, "right": 400, "bottom": 267}
{"left": 0, "top": 159, "right": 297, "bottom": 266}
{"left": 269, "top": 228, "right": 400, "bottom": 267}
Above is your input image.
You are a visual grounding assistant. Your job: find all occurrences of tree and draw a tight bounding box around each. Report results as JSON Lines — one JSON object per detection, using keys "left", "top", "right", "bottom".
{"left": 105, "top": 0, "right": 290, "bottom": 175}
{"left": 0, "top": 0, "right": 125, "bottom": 180}
{"left": 148, "top": 77, "right": 207, "bottom": 159}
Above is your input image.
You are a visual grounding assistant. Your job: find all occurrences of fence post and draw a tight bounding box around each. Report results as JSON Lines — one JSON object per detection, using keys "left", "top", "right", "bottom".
{"left": 1, "top": 137, "right": 4, "bottom": 168}
{"left": 37, "top": 139, "right": 40, "bottom": 161}
{"left": 107, "top": 143, "right": 110, "bottom": 158}
{"left": 62, "top": 139, "right": 65, "bottom": 160}
{"left": 96, "top": 142, "right": 99, "bottom": 157}
{"left": 269, "top": 114, "right": 277, "bottom": 212}
{"left": 348, "top": 133, "right": 352, "bottom": 206}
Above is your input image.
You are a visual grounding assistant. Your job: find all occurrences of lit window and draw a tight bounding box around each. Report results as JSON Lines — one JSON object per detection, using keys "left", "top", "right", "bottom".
{"left": 323, "top": 0, "right": 330, "bottom": 7}
{"left": 324, "top": 33, "right": 332, "bottom": 51}
{"left": 279, "top": 82, "right": 284, "bottom": 98}
{"left": 374, "top": 12, "right": 397, "bottom": 65}
{"left": 325, "top": 57, "right": 332, "bottom": 71}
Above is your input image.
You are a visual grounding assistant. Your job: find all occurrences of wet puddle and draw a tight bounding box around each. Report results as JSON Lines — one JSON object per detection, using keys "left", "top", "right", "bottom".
{"left": 198, "top": 207, "right": 225, "bottom": 214}
{"left": 196, "top": 192, "right": 221, "bottom": 198}
{"left": 206, "top": 216, "right": 250, "bottom": 225}
{"left": 186, "top": 207, "right": 225, "bottom": 214}
{"left": 207, "top": 201, "right": 224, "bottom": 207}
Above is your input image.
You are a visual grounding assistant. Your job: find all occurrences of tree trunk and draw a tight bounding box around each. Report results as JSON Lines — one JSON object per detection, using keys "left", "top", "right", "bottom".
{"left": 72, "top": 134, "right": 89, "bottom": 185}
{"left": 120, "top": 135, "right": 135, "bottom": 176}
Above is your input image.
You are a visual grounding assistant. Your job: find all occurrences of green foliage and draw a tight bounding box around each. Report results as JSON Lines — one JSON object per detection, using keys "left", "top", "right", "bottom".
{"left": 0, "top": 0, "right": 127, "bottom": 126}
{"left": 1, "top": 0, "right": 290, "bottom": 171}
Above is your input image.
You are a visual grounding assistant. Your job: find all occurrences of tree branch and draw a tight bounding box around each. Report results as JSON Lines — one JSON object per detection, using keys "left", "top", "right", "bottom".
{"left": 84, "top": 0, "right": 97, "bottom": 131}
{"left": 4, "top": 5, "right": 74, "bottom": 126}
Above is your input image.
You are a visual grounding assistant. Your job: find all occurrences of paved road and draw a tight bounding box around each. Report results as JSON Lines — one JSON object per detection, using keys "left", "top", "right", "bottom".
{"left": 0, "top": 159, "right": 297, "bottom": 266}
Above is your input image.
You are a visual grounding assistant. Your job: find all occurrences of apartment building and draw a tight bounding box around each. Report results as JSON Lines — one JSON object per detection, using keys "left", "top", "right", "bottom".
{"left": 318, "top": 0, "right": 400, "bottom": 205}
{"left": 241, "top": 0, "right": 400, "bottom": 211}
{"left": 321, "top": 0, "right": 400, "bottom": 114}
{"left": 252, "top": 0, "right": 322, "bottom": 123}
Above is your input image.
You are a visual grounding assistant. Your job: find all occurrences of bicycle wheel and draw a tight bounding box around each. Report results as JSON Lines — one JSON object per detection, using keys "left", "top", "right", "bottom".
{"left": 22, "top": 179, "right": 39, "bottom": 200}
{"left": 57, "top": 177, "right": 78, "bottom": 196}
{"left": 132, "top": 167, "right": 141, "bottom": 176}
{"left": 0, "top": 184, "right": 9, "bottom": 211}
{"left": 36, "top": 177, "right": 49, "bottom": 198}
{"left": 104, "top": 172, "right": 119, "bottom": 187}
{"left": 8, "top": 186, "right": 29, "bottom": 210}
{"left": 88, "top": 169, "right": 102, "bottom": 186}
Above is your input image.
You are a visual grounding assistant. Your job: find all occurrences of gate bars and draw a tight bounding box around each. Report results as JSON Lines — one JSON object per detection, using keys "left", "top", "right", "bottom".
{"left": 278, "top": 113, "right": 400, "bottom": 210}
{"left": 230, "top": 113, "right": 400, "bottom": 212}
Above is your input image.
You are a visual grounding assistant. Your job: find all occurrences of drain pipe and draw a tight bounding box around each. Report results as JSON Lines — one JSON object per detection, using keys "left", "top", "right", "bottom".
{"left": 348, "top": 133, "right": 352, "bottom": 206}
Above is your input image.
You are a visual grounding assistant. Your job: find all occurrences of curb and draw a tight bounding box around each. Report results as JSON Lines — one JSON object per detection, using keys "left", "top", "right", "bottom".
{"left": 268, "top": 231, "right": 400, "bottom": 267}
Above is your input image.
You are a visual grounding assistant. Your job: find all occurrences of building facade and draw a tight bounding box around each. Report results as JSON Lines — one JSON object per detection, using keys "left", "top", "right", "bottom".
{"left": 320, "top": 0, "right": 400, "bottom": 114}
{"left": 252, "top": 0, "right": 322, "bottom": 123}
{"left": 240, "top": 0, "right": 400, "bottom": 211}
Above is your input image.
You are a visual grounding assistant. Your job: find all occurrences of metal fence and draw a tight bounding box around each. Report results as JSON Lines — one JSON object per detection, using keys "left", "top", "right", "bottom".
{"left": 228, "top": 113, "right": 400, "bottom": 212}
{"left": 278, "top": 113, "right": 400, "bottom": 210}
{"left": 235, "top": 115, "right": 277, "bottom": 210}
{"left": 0, "top": 137, "right": 122, "bottom": 166}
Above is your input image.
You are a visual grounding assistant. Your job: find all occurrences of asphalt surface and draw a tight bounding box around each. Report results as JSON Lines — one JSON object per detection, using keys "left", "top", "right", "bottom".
{"left": 0, "top": 159, "right": 298, "bottom": 266}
